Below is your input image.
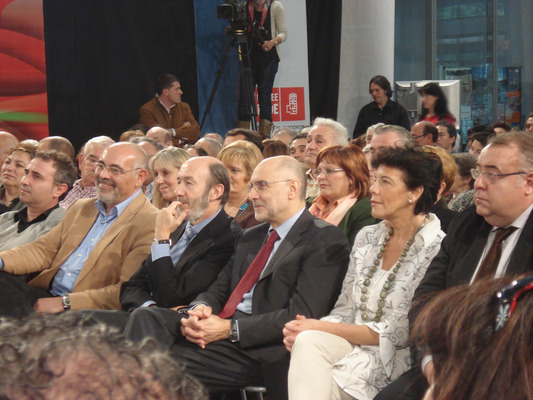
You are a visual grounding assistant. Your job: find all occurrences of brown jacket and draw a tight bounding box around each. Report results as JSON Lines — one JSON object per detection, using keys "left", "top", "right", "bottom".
{"left": 139, "top": 97, "right": 200, "bottom": 146}
{"left": 0, "top": 192, "right": 158, "bottom": 310}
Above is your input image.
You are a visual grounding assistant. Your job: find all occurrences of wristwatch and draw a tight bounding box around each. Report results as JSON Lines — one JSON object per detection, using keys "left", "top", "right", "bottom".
{"left": 62, "top": 294, "right": 71, "bottom": 310}
{"left": 229, "top": 319, "right": 239, "bottom": 343}
{"left": 152, "top": 238, "right": 172, "bottom": 246}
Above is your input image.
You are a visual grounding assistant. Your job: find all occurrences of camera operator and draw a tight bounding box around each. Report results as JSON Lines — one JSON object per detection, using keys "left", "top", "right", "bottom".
{"left": 236, "top": 0, "right": 287, "bottom": 139}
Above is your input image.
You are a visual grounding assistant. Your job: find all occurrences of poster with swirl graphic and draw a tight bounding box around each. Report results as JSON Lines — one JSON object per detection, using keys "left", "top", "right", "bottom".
{"left": 0, "top": 0, "right": 48, "bottom": 140}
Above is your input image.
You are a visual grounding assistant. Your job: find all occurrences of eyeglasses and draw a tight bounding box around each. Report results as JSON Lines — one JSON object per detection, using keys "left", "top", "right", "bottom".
{"left": 95, "top": 162, "right": 141, "bottom": 176}
{"left": 470, "top": 168, "right": 526, "bottom": 184}
{"left": 248, "top": 179, "right": 292, "bottom": 192}
{"left": 411, "top": 133, "right": 427, "bottom": 140}
{"left": 495, "top": 275, "right": 533, "bottom": 331}
{"left": 310, "top": 168, "right": 344, "bottom": 179}
{"left": 84, "top": 156, "right": 99, "bottom": 166}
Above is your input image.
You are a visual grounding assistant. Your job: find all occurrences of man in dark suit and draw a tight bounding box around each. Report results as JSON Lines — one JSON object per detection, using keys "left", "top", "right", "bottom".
{"left": 87, "top": 157, "right": 241, "bottom": 331}
{"left": 126, "top": 156, "right": 350, "bottom": 400}
{"left": 376, "top": 130, "right": 533, "bottom": 400}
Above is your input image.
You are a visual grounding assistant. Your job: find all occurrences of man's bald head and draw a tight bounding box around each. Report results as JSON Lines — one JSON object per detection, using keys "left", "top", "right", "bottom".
{"left": 38, "top": 136, "right": 76, "bottom": 160}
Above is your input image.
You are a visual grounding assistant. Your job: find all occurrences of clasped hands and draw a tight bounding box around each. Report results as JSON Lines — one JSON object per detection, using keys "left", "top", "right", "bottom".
{"left": 180, "top": 305, "right": 231, "bottom": 349}
{"left": 282, "top": 314, "right": 320, "bottom": 351}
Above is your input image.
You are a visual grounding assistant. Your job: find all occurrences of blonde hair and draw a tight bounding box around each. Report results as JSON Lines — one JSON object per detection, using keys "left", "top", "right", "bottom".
{"left": 218, "top": 140, "right": 263, "bottom": 179}
{"left": 151, "top": 147, "right": 190, "bottom": 209}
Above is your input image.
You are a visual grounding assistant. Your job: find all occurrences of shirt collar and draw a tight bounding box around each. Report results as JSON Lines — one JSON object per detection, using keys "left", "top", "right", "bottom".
{"left": 95, "top": 189, "right": 141, "bottom": 218}
{"left": 14, "top": 204, "right": 59, "bottom": 223}
{"left": 269, "top": 207, "right": 306, "bottom": 241}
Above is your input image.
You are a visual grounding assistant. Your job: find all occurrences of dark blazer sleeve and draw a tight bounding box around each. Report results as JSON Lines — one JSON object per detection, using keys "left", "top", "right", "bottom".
{"left": 196, "top": 214, "right": 350, "bottom": 350}
{"left": 338, "top": 197, "right": 376, "bottom": 246}
{"left": 398, "top": 103, "right": 412, "bottom": 131}
{"left": 352, "top": 105, "right": 368, "bottom": 138}
{"left": 120, "top": 214, "right": 241, "bottom": 311}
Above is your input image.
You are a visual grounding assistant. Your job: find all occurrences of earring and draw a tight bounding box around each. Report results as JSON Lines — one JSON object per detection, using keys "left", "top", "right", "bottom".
{"left": 408, "top": 198, "right": 413, "bottom": 204}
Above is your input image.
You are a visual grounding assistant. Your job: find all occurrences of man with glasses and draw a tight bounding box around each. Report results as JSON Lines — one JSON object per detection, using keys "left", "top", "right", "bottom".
{"left": 376, "top": 130, "right": 533, "bottom": 400}
{"left": 60, "top": 136, "right": 115, "bottom": 209}
{"left": 410, "top": 121, "right": 438, "bottom": 146}
{"left": 0, "top": 142, "right": 158, "bottom": 317}
{"left": 128, "top": 156, "right": 350, "bottom": 400}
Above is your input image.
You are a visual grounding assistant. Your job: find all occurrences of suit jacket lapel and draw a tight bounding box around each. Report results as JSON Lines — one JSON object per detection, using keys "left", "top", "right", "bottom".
{"left": 508, "top": 209, "right": 533, "bottom": 274}
{"left": 260, "top": 212, "right": 310, "bottom": 280}
{"left": 455, "top": 218, "right": 492, "bottom": 282}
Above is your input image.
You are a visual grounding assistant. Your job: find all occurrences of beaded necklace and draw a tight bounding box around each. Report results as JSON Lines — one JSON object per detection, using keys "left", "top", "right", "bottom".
{"left": 360, "top": 218, "right": 427, "bottom": 322}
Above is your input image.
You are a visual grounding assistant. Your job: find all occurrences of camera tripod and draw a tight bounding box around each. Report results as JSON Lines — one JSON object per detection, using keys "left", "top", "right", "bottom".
{"left": 200, "top": 29, "right": 258, "bottom": 131}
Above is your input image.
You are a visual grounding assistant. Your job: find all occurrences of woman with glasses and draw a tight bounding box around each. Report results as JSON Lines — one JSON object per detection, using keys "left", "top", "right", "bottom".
{"left": 218, "top": 140, "right": 263, "bottom": 228}
{"left": 150, "top": 147, "right": 190, "bottom": 209}
{"left": 285, "top": 146, "right": 445, "bottom": 400}
{"left": 412, "top": 276, "right": 533, "bottom": 400}
{"left": 0, "top": 142, "right": 37, "bottom": 214}
{"left": 308, "top": 145, "right": 375, "bottom": 245}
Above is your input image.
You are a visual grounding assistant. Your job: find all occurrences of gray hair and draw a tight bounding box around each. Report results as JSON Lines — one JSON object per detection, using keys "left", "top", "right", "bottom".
{"left": 373, "top": 124, "right": 414, "bottom": 146}
{"left": 488, "top": 131, "right": 533, "bottom": 172}
{"left": 311, "top": 117, "right": 349, "bottom": 145}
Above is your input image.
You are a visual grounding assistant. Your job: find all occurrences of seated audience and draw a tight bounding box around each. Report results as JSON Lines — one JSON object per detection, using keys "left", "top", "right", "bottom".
{"left": 492, "top": 121, "right": 512, "bottom": 134}
{"left": 38, "top": 136, "right": 75, "bottom": 160}
{"left": 525, "top": 111, "right": 533, "bottom": 133}
{"left": 60, "top": 136, "right": 114, "bottom": 209}
{"left": 272, "top": 127, "right": 297, "bottom": 146}
{"left": 223, "top": 128, "right": 263, "bottom": 151}
{"left": 0, "top": 131, "right": 19, "bottom": 166}
{"left": 412, "top": 277, "right": 533, "bottom": 400}
{"left": 0, "top": 142, "right": 158, "bottom": 317}
{"left": 468, "top": 131, "right": 494, "bottom": 158}
{"left": 435, "top": 120, "right": 457, "bottom": 153}
{"left": 195, "top": 137, "right": 223, "bottom": 157}
{"left": 119, "top": 129, "right": 144, "bottom": 142}
{"left": 365, "top": 122, "right": 385, "bottom": 146}
{"left": 203, "top": 132, "right": 224, "bottom": 146}
{"left": 368, "top": 124, "right": 414, "bottom": 161}
{"left": 289, "top": 132, "right": 307, "bottom": 165}
{"left": 0, "top": 313, "right": 207, "bottom": 400}
{"left": 146, "top": 126, "right": 173, "bottom": 147}
{"left": 411, "top": 121, "right": 438, "bottom": 146}
{"left": 139, "top": 73, "right": 201, "bottom": 147}
{"left": 0, "top": 151, "right": 76, "bottom": 251}
{"left": 465, "top": 124, "right": 494, "bottom": 152}
{"left": 0, "top": 142, "right": 36, "bottom": 214}
{"left": 218, "top": 140, "right": 262, "bottom": 228}
{"left": 305, "top": 118, "right": 350, "bottom": 199}
{"left": 129, "top": 123, "right": 150, "bottom": 134}
{"left": 308, "top": 145, "right": 375, "bottom": 245}
{"left": 423, "top": 146, "right": 458, "bottom": 233}
{"left": 448, "top": 153, "right": 476, "bottom": 212}
{"left": 151, "top": 147, "right": 190, "bottom": 209}
{"left": 285, "top": 146, "right": 444, "bottom": 400}
{"left": 130, "top": 136, "right": 164, "bottom": 199}
{"left": 185, "top": 144, "right": 208, "bottom": 158}
{"left": 262, "top": 139, "right": 288, "bottom": 158}
{"left": 124, "top": 156, "right": 351, "bottom": 399}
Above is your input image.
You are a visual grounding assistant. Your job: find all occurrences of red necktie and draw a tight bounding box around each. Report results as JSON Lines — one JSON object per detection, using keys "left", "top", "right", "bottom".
{"left": 218, "top": 229, "right": 280, "bottom": 319}
{"left": 475, "top": 226, "right": 517, "bottom": 281}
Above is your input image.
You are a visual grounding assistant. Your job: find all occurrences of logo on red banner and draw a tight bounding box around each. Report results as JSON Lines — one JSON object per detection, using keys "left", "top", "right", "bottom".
{"left": 255, "top": 87, "right": 305, "bottom": 122}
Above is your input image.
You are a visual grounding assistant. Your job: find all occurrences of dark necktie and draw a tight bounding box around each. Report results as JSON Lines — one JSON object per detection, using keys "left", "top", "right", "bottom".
{"left": 475, "top": 226, "right": 517, "bottom": 281}
{"left": 218, "top": 229, "right": 280, "bottom": 319}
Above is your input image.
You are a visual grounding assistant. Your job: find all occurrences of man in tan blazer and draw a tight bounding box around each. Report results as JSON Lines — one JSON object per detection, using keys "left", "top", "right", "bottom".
{"left": 0, "top": 142, "right": 158, "bottom": 318}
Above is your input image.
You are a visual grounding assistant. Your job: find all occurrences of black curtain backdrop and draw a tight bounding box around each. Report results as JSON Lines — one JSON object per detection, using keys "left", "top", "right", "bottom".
{"left": 43, "top": 1, "right": 340, "bottom": 150}
{"left": 43, "top": 0, "right": 197, "bottom": 151}
{"left": 306, "top": 0, "right": 342, "bottom": 122}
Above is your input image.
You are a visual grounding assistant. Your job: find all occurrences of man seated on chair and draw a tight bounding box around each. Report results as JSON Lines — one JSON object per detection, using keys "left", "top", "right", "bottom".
{"left": 0, "top": 143, "right": 158, "bottom": 318}
{"left": 0, "top": 150, "right": 77, "bottom": 251}
{"left": 124, "top": 156, "right": 350, "bottom": 400}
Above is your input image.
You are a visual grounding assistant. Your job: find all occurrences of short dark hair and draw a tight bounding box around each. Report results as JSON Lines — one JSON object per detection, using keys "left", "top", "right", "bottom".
{"left": 371, "top": 145, "right": 442, "bottom": 215}
{"left": 435, "top": 120, "right": 457, "bottom": 140}
{"left": 35, "top": 150, "right": 78, "bottom": 198}
{"left": 156, "top": 73, "right": 179, "bottom": 95}
{"left": 421, "top": 122, "right": 439, "bottom": 143}
{"left": 206, "top": 160, "right": 231, "bottom": 205}
{"left": 369, "top": 75, "right": 393, "bottom": 98}
{"left": 226, "top": 128, "right": 264, "bottom": 151}
{"left": 492, "top": 122, "right": 511, "bottom": 132}
{"left": 467, "top": 124, "right": 494, "bottom": 138}
{"left": 470, "top": 131, "right": 494, "bottom": 148}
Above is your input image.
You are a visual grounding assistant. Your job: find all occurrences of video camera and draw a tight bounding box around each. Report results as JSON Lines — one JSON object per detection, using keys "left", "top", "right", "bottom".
{"left": 217, "top": 0, "right": 249, "bottom": 32}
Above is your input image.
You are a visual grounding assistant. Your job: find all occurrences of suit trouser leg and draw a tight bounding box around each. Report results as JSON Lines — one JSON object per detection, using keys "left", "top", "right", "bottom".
{"left": 123, "top": 307, "right": 183, "bottom": 350}
{"left": 0, "top": 271, "right": 50, "bottom": 318}
{"left": 172, "top": 339, "right": 265, "bottom": 395}
{"left": 77, "top": 309, "right": 132, "bottom": 333}
{"left": 373, "top": 367, "right": 427, "bottom": 400}
{"left": 288, "top": 330, "right": 356, "bottom": 400}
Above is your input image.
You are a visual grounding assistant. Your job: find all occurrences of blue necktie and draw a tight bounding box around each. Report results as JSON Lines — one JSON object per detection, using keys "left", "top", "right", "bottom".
{"left": 170, "top": 225, "right": 196, "bottom": 265}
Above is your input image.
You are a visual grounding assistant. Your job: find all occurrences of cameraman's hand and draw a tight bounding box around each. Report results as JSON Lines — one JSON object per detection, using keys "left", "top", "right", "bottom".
{"left": 261, "top": 40, "right": 275, "bottom": 52}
